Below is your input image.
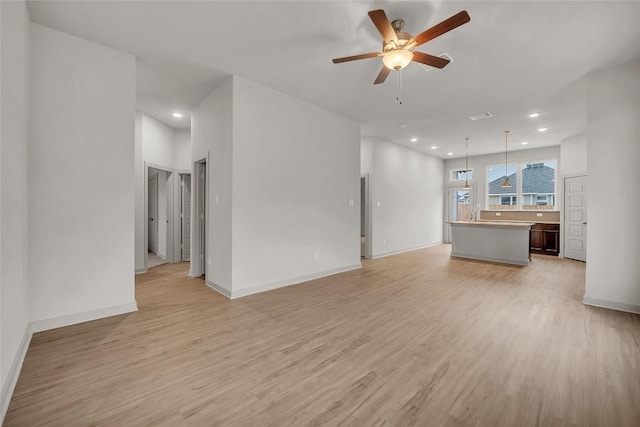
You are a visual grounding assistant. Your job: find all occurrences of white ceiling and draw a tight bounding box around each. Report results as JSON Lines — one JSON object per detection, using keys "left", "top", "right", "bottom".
{"left": 26, "top": 1, "right": 640, "bottom": 158}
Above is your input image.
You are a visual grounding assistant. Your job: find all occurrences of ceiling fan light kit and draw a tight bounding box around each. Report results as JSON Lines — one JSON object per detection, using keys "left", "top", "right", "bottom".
{"left": 332, "top": 9, "right": 470, "bottom": 84}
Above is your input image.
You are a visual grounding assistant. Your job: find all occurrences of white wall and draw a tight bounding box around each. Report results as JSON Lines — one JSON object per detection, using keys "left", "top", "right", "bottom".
{"left": 174, "top": 129, "right": 192, "bottom": 171}
{"left": 28, "top": 23, "right": 137, "bottom": 324}
{"left": 367, "top": 138, "right": 444, "bottom": 257}
{"left": 0, "top": 0, "right": 30, "bottom": 416}
{"left": 191, "top": 77, "right": 233, "bottom": 291}
{"left": 584, "top": 60, "right": 640, "bottom": 313}
{"left": 231, "top": 76, "right": 361, "bottom": 295}
{"left": 134, "top": 113, "right": 145, "bottom": 271}
{"left": 561, "top": 134, "right": 587, "bottom": 176}
{"left": 141, "top": 114, "right": 175, "bottom": 167}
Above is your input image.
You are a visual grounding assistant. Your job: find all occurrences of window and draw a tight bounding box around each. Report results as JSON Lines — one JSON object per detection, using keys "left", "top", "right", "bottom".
{"left": 487, "top": 164, "right": 517, "bottom": 209}
{"left": 450, "top": 168, "right": 473, "bottom": 181}
{"left": 521, "top": 161, "right": 556, "bottom": 210}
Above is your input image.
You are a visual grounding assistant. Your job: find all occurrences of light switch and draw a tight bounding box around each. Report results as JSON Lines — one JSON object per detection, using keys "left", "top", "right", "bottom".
{"left": 376, "top": 201, "right": 381, "bottom": 207}
{"left": 348, "top": 198, "right": 354, "bottom": 206}
{"left": 215, "top": 195, "right": 219, "bottom": 204}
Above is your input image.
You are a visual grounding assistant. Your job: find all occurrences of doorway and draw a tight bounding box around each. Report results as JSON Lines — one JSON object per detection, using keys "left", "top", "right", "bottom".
{"left": 191, "top": 159, "right": 207, "bottom": 277}
{"left": 180, "top": 173, "right": 192, "bottom": 261}
{"left": 360, "top": 174, "right": 371, "bottom": 258}
{"left": 146, "top": 166, "right": 175, "bottom": 269}
{"left": 563, "top": 175, "right": 587, "bottom": 261}
{"left": 446, "top": 187, "right": 474, "bottom": 243}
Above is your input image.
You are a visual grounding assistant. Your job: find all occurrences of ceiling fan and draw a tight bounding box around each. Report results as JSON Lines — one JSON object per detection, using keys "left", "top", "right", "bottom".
{"left": 332, "top": 9, "right": 470, "bottom": 84}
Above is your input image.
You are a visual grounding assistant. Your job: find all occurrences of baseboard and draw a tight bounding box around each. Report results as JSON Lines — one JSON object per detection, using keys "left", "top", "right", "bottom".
{"left": 372, "top": 241, "right": 441, "bottom": 259}
{"left": 205, "top": 280, "right": 232, "bottom": 299}
{"left": 230, "top": 263, "right": 362, "bottom": 299}
{"left": 1, "top": 326, "right": 32, "bottom": 423}
{"left": 135, "top": 268, "right": 148, "bottom": 274}
{"left": 30, "top": 302, "right": 139, "bottom": 333}
{"left": 582, "top": 297, "right": 640, "bottom": 315}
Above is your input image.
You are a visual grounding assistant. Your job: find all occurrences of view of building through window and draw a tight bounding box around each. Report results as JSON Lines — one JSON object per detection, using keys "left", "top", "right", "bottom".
{"left": 521, "top": 161, "right": 556, "bottom": 210}
{"left": 487, "top": 164, "right": 517, "bottom": 209}
{"left": 486, "top": 161, "right": 556, "bottom": 210}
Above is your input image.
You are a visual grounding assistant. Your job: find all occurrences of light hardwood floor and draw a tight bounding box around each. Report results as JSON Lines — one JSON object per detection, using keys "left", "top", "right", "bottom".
{"left": 5, "top": 245, "right": 640, "bottom": 426}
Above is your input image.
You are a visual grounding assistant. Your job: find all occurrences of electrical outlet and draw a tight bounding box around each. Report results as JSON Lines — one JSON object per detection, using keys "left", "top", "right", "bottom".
{"left": 208, "top": 258, "right": 211, "bottom": 266}
{"left": 536, "top": 213, "right": 543, "bottom": 217}
{"left": 383, "top": 238, "right": 387, "bottom": 245}
{"left": 314, "top": 253, "right": 319, "bottom": 261}
{"left": 495, "top": 212, "right": 502, "bottom": 216}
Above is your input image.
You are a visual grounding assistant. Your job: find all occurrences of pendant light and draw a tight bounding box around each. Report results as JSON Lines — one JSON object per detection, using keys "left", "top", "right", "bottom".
{"left": 501, "top": 130, "right": 512, "bottom": 188}
{"left": 463, "top": 137, "right": 471, "bottom": 189}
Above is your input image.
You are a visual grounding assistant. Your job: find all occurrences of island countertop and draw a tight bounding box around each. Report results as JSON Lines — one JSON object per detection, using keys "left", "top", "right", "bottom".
{"left": 447, "top": 220, "right": 535, "bottom": 227}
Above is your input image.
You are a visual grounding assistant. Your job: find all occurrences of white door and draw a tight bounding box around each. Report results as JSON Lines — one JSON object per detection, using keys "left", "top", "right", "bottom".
{"left": 447, "top": 187, "right": 473, "bottom": 243}
{"left": 564, "top": 175, "right": 587, "bottom": 261}
{"left": 181, "top": 174, "right": 191, "bottom": 261}
{"left": 148, "top": 174, "right": 159, "bottom": 254}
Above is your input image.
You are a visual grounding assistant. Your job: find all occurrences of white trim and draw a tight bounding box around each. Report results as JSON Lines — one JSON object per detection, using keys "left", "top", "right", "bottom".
{"left": 1, "top": 326, "right": 32, "bottom": 423}
{"left": 205, "top": 280, "right": 232, "bottom": 299}
{"left": 30, "top": 302, "right": 138, "bottom": 333}
{"left": 372, "top": 242, "right": 441, "bottom": 259}
{"left": 135, "top": 268, "right": 148, "bottom": 274}
{"left": 221, "top": 264, "right": 363, "bottom": 300}
{"left": 582, "top": 297, "right": 640, "bottom": 315}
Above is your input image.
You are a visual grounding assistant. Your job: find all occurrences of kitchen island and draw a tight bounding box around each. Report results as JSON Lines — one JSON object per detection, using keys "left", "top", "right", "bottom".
{"left": 448, "top": 220, "right": 535, "bottom": 265}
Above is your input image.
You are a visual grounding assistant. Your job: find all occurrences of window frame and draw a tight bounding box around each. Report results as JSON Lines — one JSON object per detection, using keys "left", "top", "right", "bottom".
{"left": 485, "top": 159, "right": 558, "bottom": 211}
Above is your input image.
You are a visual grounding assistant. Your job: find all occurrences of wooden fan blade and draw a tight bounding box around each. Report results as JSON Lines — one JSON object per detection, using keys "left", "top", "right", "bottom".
{"left": 410, "top": 10, "right": 470, "bottom": 47}
{"left": 332, "top": 52, "right": 380, "bottom": 64}
{"left": 374, "top": 66, "right": 391, "bottom": 85}
{"left": 368, "top": 9, "right": 398, "bottom": 43}
{"left": 411, "top": 51, "right": 450, "bottom": 68}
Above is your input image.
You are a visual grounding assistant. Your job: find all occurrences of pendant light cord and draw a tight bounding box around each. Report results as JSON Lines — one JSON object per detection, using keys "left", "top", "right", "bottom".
{"left": 396, "top": 70, "right": 403, "bottom": 105}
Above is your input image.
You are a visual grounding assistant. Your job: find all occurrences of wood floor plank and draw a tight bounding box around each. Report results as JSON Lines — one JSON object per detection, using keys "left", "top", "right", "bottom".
{"left": 4, "top": 245, "right": 640, "bottom": 426}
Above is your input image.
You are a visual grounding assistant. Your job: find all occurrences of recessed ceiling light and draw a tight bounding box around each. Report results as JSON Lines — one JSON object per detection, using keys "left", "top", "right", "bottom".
{"left": 528, "top": 112, "right": 540, "bottom": 118}
{"left": 410, "top": 137, "right": 418, "bottom": 143}
{"left": 172, "top": 112, "right": 183, "bottom": 118}
{"left": 447, "top": 152, "right": 454, "bottom": 156}
{"left": 430, "top": 146, "right": 438, "bottom": 150}
{"left": 521, "top": 141, "right": 529, "bottom": 145}
{"left": 469, "top": 112, "right": 493, "bottom": 121}
{"left": 537, "top": 127, "right": 548, "bottom": 132}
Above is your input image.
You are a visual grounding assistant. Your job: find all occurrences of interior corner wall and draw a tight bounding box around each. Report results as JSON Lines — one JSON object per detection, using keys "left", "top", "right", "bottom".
{"left": 191, "top": 77, "right": 233, "bottom": 291}
{"left": 231, "top": 76, "right": 361, "bottom": 296}
{"left": 28, "top": 23, "right": 137, "bottom": 324}
{"left": 560, "top": 134, "right": 587, "bottom": 176}
{"left": 1, "top": 0, "right": 30, "bottom": 411}
{"left": 134, "top": 113, "right": 145, "bottom": 272}
{"left": 368, "top": 138, "right": 444, "bottom": 257}
{"left": 584, "top": 60, "right": 640, "bottom": 313}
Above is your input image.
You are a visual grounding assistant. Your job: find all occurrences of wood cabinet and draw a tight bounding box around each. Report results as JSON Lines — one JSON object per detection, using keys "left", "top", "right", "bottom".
{"left": 530, "top": 223, "right": 559, "bottom": 256}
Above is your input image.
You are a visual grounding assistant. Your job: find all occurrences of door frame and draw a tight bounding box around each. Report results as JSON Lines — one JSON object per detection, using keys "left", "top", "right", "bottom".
{"left": 190, "top": 157, "right": 208, "bottom": 277}
{"left": 360, "top": 174, "right": 372, "bottom": 259}
{"left": 444, "top": 184, "right": 476, "bottom": 243}
{"left": 178, "top": 171, "right": 192, "bottom": 261}
{"left": 144, "top": 163, "right": 180, "bottom": 269}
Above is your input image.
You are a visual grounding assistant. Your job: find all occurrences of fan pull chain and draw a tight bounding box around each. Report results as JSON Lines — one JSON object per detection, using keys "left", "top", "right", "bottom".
{"left": 396, "top": 70, "right": 403, "bottom": 105}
